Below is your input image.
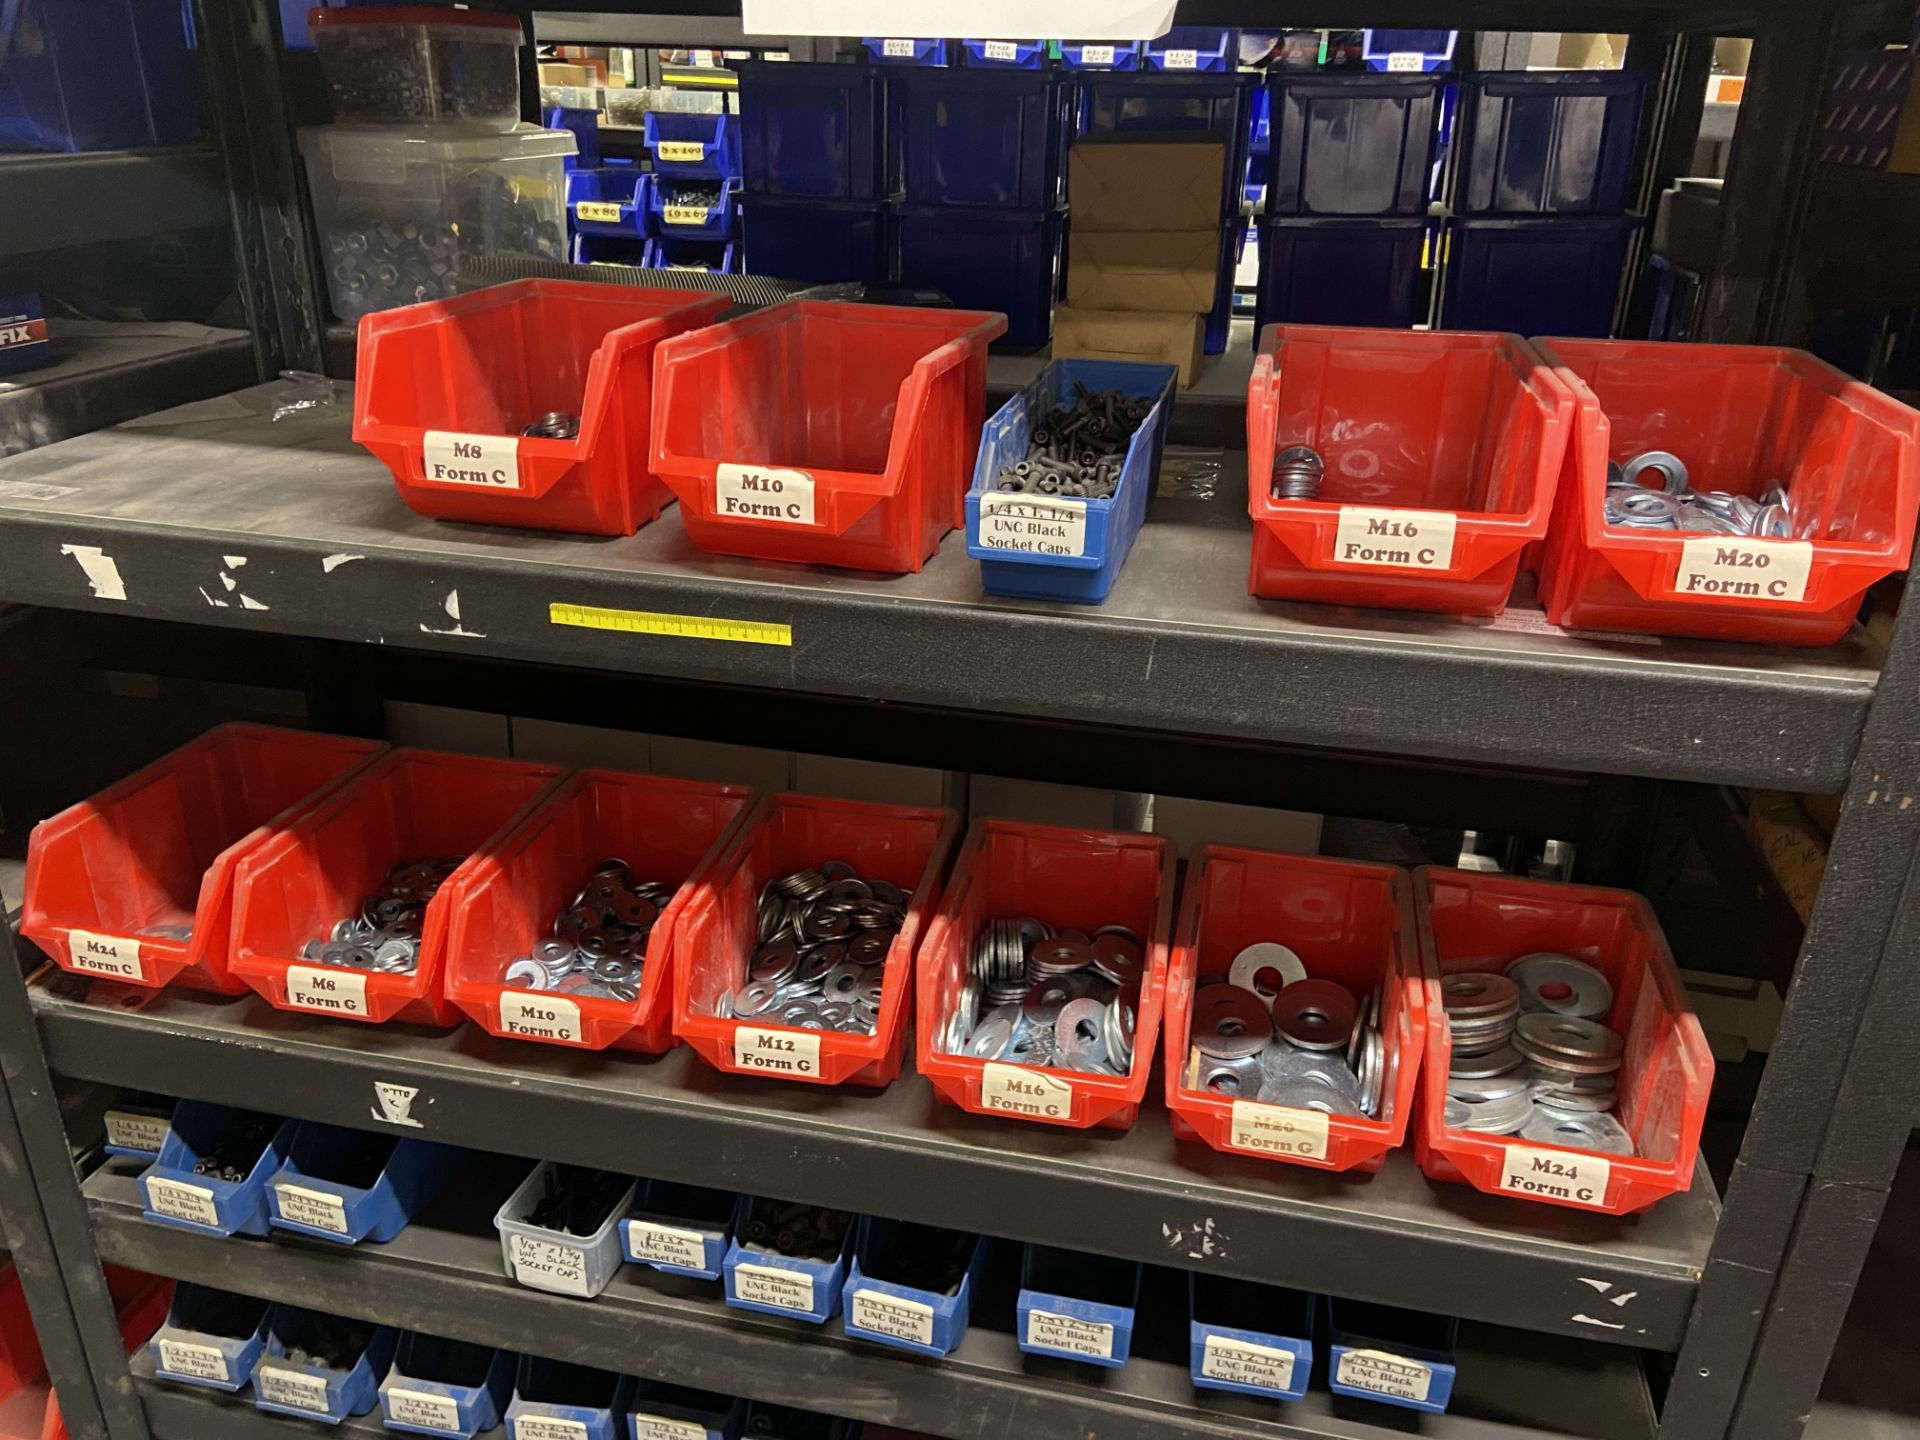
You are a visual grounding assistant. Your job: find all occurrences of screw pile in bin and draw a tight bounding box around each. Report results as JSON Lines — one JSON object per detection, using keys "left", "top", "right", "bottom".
{"left": 740, "top": 1197, "right": 851, "bottom": 1261}
{"left": 189, "top": 1112, "right": 280, "bottom": 1182}
{"left": 866, "top": 1222, "right": 976, "bottom": 1295}
{"left": 503, "top": 860, "right": 676, "bottom": 1001}
{"left": 527, "top": 1165, "right": 631, "bottom": 1235}
{"left": 721, "top": 863, "right": 906, "bottom": 1035}
{"left": 1604, "top": 451, "right": 1797, "bottom": 538}
{"left": 663, "top": 182, "right": 725, "bottom": 210}
{"left": 1441, "top": 953, "right": 1635, "bottom": 1156}
{"left": 300, "top": 857, "right": 463, "bottom": 976}
{"left": 323, "top": 40, "right": 521, "bottom": 122}
{"left": 326, "top": 176, "right": 563, "bottom": 314}
{"left": 1269, "top": 445, "right": 1325, "bottom": 501}
{"left": 992, "top": 385, "right": 1153, "bottom": 500}
{"left": 277, "top": 1316, "right": 376, "bottom": 1370}
{"left": 520, "top": 411, "right": 580, "bottom": 440}
{"left": 940, "top": 917, "right": 1144, "bottom": 1076}
{"left": 1184, "top": 944, "right": 1386, "bottom": 1117}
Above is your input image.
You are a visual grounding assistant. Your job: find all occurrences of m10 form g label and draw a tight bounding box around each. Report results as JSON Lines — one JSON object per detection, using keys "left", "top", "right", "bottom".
{"left": 715, "top": 464, "right": 815, "bottom": 525}
{"left": 500, "top": 992, "right": 582, "bottom": 1043}
{"left": 1333, "top": 507, "right": 1457, "bottom": 569}
{"left": 423, "top": 431, "right": 522, "bottom": 489}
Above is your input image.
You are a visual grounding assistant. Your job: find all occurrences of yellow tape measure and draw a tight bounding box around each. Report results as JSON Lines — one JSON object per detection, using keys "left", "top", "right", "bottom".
{"left": 549, "top": 602, "right": 791, "bottom": 647}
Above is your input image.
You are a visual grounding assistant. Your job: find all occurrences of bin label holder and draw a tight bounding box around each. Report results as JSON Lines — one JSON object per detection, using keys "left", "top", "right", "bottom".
{"left": 732, "top": 1025, "right": 822, "bottom": 1076}
{"left": 976, "top": 495, "right": 1087, "bottom": 557}
{"left": 1332, "top": 507, "right": 1458, "bottom": 570}
{"left": 158, "top": 1340, "right": 229, "bottom": 1383}
{"left": 105, "top": 1110, "right": 170, "bottom": 1153}
{"left": 624, "top": 1219, "right": 709, "bottom": 1271}
{"left": 273, "top": 1182, "right": 349, "bottom": 1235}
{"left": 658, "top": 141, "right": 706, "bottom": 163}
{"left": 576, "top": 202, "right": 623, "bottom": 224}
{"left": 1497, "top": 1144, "right": 1612, "bottom": 1207}
{"left": 715, "top": 464, "right": 816, "bottom": 526}
{"left": 981, "top": 1063, "right": 1074, "bottom": 1120}
{"left": 146, "top": 1177, "right": 219, "bottom": 1228}
{"left": 1024, "top": 1307, "right": 1114, "bottom": 1360}
{"left": 423, "top": 431, "right": 523, "bottom": 491}
{"left": 1200, "top": 1334, "right": 1300, "bottom": 1392}
{"left": 67, "top": 930, "right": 145, "bottom": 979}
{"left": 257, "top": 1365, "right": 332, "bottom": 1413}
{"left": 1674, "top": 537, "right": 1812, "bottom": 603}
{"left": 732, "top": 1261, "right": 815, "bottom": 1312}
{"left": 1334, "top": 1348, "right": 1434, "bottom": 1404}
{"left": 847, "top": 1288, "right": 935, "bottom": 1347}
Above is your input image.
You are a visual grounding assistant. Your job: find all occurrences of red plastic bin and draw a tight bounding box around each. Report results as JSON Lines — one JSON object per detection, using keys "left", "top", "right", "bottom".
{"left": 21, "top": 725, "right": 386, "bottom": 995}
{"left": 1412, "top": 866, "right": 1713, "bottom": 1215}
{"left": 228, "top": 749, "right": 565, "bottom": 1027}
{"left": 0, "top": 1266, "right": 170, "bottom": 1440}
{"left": 443, "top": 769, "right": 755, "bottom": 1052}
{"left": 1245, "top": 324, "right": 1574, "bottom": 616}
{"left": 915, "top": 819, "right": 1175, "bottom": 1131}
{"left": 354, "top": 279, "right": 728, "bottom": 537}
{"left": 650, "top": 301, "right": 1006, "bottom": 573}
{"left": 1163, "top": 846, "right": 1424, "bottom": 1172}
{"left": 674, "top": 792, "right": 957, "bottom": 1087}
{"left": 1536, "top": 339, "right": 1920, "bottom": 645}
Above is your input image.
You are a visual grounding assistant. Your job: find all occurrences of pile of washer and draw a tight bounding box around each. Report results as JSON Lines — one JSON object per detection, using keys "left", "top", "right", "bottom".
{"left": 939, "top": 915, "right": 1144, "bottom": 1076}
{"left": 1439, "top": 951, "right": 1634, "bottom": 1156}
{"left": 299, "top": 856, "right": 464, "bottom": 976}
{"left": 723, "top": 862, "right": 907, "bottom": 1035}
{"left": 500, "top": 860, "right": 677, "bottom": 1001}
{"left": 1181, "top": 941, "right": 1387, "bottom": 1118}
{"left": 1603, "top": 450, "right": 1796, "bottom": 538}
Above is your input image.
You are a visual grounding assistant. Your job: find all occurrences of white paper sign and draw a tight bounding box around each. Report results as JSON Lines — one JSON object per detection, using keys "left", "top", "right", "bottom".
{"left": 258, "top": 1366, "right": 332, "bottom": 1413}
{"left": 1336, "top": 1349, "right": 1434, "bottom": 1403}
{"left": 286, "top": 965, "right": 369, "bottom": 1017}
{"left": 977, "top": 494, "right": 1088, "bottom": 557}
{"left": 1498, "top": 1144, "right": 1613, "bottom": 1207}
{"left": 1675, "top": 537, "right": 1812, "bottom": 603}
{"left": 509, "top": 1234, "right": 593, "bottom": 1296}
{"left": 275, "top": 1183, "right": 350, "bottom": 1235}
{"left": 157, "top": 1339, "right": 229, "bottom": 1383}
{"left": 1078, "top": 44, "right": 1116, "bottom": 64}
{"left": 715, "top": 464, "right": 816, "bottom": 525}
{"left": 1387, "top": 51, "right": 1424, "bottom": 71}
{"left": 1332, "top": 507, "right": 1458, "bottom": 569}
{"left": 733, "top": 1262, "right": 816, "bottom": 1312}
{"left": 740, "top": 0, "right": 1174, "bottom": 44}
{"left": 423, "top": 431, "right": 523, "bottom": 489}
{"left": 1201, "top": 1335, "right": 1297, "bottom": 1391}
{"left": 1024, "top": 1309, "right": 1114, "bottom": 1358}
{"left": 146, "top": 1177, "right": 220, "bottom": 1228}
{"left": 849, "top": 1289, "right": 936, "bottom": 1346}
{"left": 104, "top": 1111, "right": 170, "bottom": 1153}
{"left": 1162, "top": 46, "right": 1198, "bottom": 67}
{"left": 625, "top": 1218, "right": 709, "bottom": 1271}
{"left": 517, "top": 1418, "right": 591, "bottom": 1440}
{"left": 387, "top": 1389, "right": 461, "bottom": 1432}
{"left": 980, "top": 1063, "right": 1075, "bottom": 1121}
{"left": 631, "top": 1414, "right": 706, "bottom": 1440}
{"left": 983, "top": 41, "right": 1019, "bottom": 59}
{"left": 66, "top": 930, "right": 144, "bottom": 980}
{"left": 732, "top": 1025, "right": 822, "bottom": 1077}
{"left": 1228, "top": 1101, "right": 1331, "bottom": 1161}
{"left": 882, "top": 37, "right": 914, "bottom": 54}
{"left": 500, "top": 993, "right": 584, "bottom": 1044}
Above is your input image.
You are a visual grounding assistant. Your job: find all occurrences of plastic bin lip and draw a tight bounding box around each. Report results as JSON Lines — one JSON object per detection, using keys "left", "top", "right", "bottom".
{"left": 298, "top": 122, "right": 578, "bottom": 164}
{"left": 309, "top": 6, "right": 525, "bottom": 34}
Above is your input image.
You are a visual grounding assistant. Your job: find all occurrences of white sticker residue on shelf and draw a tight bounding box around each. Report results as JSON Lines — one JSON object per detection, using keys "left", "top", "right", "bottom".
{"left": 1675, "top": 537, "right": 1813, "bottom": 603}
{"left": 977, "top": 494, "right": 1088, "bottom": 557}
{"left": 657, "top": 141, "right": 707, "bottom": 163}
{"left": 500, "top": 992, "right": 583, "bottom": 1044}
{"left": 387, "top": 1388, "right": 461, "bottom": 1432}
{"left": 257, "top": 1366, "right": 332, "bottom": 1413}
{"left": 1162, "top": 46, "right": 1198, "bottom": 67}
{"left": 286, "top": 964, "right": 369, "bottom": 1017}
{"left": 732, "top": 1025, "right": 822, "bottom": 1077}
{"left": 1024, "top": 1309, "right": 1114, "bottom": 1359}
{"left": 104, "top": 1110, "right": 170, "bottom": 1153}
{"left": 517, "top": 1417, "right": 591, "bottom": 1440}
{"left": 631, "top": 1413, "right": 707, "bottom": 1440}
{"left": 850, "top": 1289, "right": 936, "bottom": 1346}
{"left": 1228, "top": 1101, "right": 1331, "bottom": 1161}
{"left": 983, "top": 40, "right": 1018, "bottom": 59}
{"left": 156, "top": 1339, "right": 229, "bottom": 1383}
{"left": 1332, "top": 507, "right": 1458, "bottom": 570}
{"left": 715, "top": 464, "right": 817, "bottom": 526}
{"left": 274, "top": 1183, "right": 350, "bottom": 1235}
{"left": 509, "top": 1234, "right": 593, "bottom": 1297}
{"left": 733, "top": 1261, "right": 816, "bottom": 1313}
{"left": 1201, "top": 1335, "right": 1297, "bottom": 1391}
{"left": 145, "top": 1177, "right": 219, "bottom": 1228}
{"left": 65, "top": 930, "right": 144, "bottom": 980}
{"left": 625, "top": 1218, "right": 709, "bottom": 1271}
{"left": 423, "top": 431, "right": 523, "bottom": 490}
{"left": 1335, "top": 1349, "right": 1433, "bottom": 1403}
{"left": 1387, "top": 51, "right": 1424, "bottom": 71}
{"left": 882, "top": 37, "right": 914, "bottom": 54}
{"left": 980, "top": 1063, "right": 1075, "bottom": 1121}
{"left": 1079, "top": 44, "right": 1116, "bottom": 64}
{"left": 1497, "top": 1144, "right": 1613, "bottom": 1207}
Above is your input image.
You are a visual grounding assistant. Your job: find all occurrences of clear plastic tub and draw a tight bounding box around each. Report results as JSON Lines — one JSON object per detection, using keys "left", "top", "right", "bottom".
{"left": 309, "top": 7, "right": 524, "bottom": 128}
{"left": 299, "top": 123, "right": 574, "bottom": 322}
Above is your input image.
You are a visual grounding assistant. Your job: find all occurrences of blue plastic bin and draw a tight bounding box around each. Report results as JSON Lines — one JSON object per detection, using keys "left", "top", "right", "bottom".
{"left": 643, "top": 235, "right": 737, "bottom": 273}
{"left": 965, "top": 358, "right": 1176, "bottom": 604}
{"left": 1016, "top": 1245, "right": 1141, "bottom": 1368}
{"left": 252, "top": 1309, "right": 395, "bottom": 1424}
{"left": 1076, "top": 73, "right": 1251, "bottom": 221}
{"left": 841, "top": 1222, "right": 989, "bottom": 1358}
{"left": 740, "top": 195, "right": 886, "bottom": 281}
{"left": 509, "top": 1357, "right": 634, "bottom": 1440}
{"left": 891, "top": 205, "right": 1064, "bottom": 348}
{"left": 1061, "top": 41, "right": 1140, "bottom": 70}
{"left": 1144, "top": 27, "right": 1237, "bottom": 73}
{"left": 546, "top": 105, "right": 603, "bottom": 169}
{"left": 862, "top": 38, "right": 950, "bottom": 65}
{"left": 650, "top": 177, "right": 740, "bottom": 241}
{"left": 149, "top": 1285, "right": 271, "bottom": 1393}
{"left": 1453, "top": 71, "right": 1649, "bottom": 216}
{"left": 569, "top": 168, "right": 651, "bottom": 238}
{"left": 962, "top": 39, "right": 1046, "bottom": 69}
{"left": 1255, "top": 217, "right": 1429, "bottom": 331}
{"left": 1326, "top": 1299, "right": 1459, "bottom": 1414}
{"left": 644, "top": 110, "right": 739, "bottom": 181}
{"left": 723, "top": 1218, "right": 854, "bottom": 1325}
{"left": 1440, "top": 214, "right": 1638, "bottom": 337}
{"left": 0, "top": 0, "right": 198, "bottom": 153}
{"left": 1266, "top": 73, "right": 1445, "bottom": 217}
{"left": 628, "top": 1381, "right": 745, "bottom": 1440}
{"left": 381, "top": 1334, "right": 514, "bottom": 1437}
{"left": 1362, "top": 29, "right": 1458, "bottom": 72}
{"left": 569, "top": 233, "right": 648, "bottom": 268}
{"left": 103, "top": 1094, "right": 173, "bottom": 1160}
{"left": 265, "top": 1124, "right": 458, "bottom": 1246}
{"left": 140, "top": 1105, "right": 294, "bottom": 1239}
{"left": 1248, "top": 83, "right": 1270, "bottom": 155}
{"left": 737, "top": 61, "right": 885, "bottom": 200}
{"left": 621, "top": 1181, "right": 737, "bottom": 1281}
{"left": 1188, "top": 1275, "right": 1312, "bottom": 1402}
{"left": 891, "top": 67, "right": 1071, "bottom": 210}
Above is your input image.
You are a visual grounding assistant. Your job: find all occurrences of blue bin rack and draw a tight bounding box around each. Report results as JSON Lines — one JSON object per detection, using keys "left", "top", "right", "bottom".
{"left": 737, "top": 61, "right": 885, "bottom": 200}
{"left": 723, "top": 1219, "right": 854, "bottom": 1325}
{"left": 643, "top": 235, "right": 738, "bottom": 273}
{"left": 508, "top": 1357, "right": 634, "bottom": 1440}
{"left": 569, "top": 168, "right": 651, "bottom": 239}
{"left": 644, "top": 110, "right": 739, "bottom": 181}
{"left": 628, "top": 1380, "right": 746, "bottom": 1440}
{"left": 381, "top": 1334, "right": 514, "bottom": 1437}
{"left": 0, "top": 0, "right": 198, "bottom": 153}
{"left": 961, "top": 39, "right": 1046, "bottom": 69}
{"left": 840, "top": 1222, "right": 990, "bottom": 1358}
{"left": 1061, "top": 41, "right": 1140, "bottom": 70}
{"left": 1076, "top": 73, "right": 1252, "bottom": 221}
{"left": 1452, "top": 70, "right": 1649, "bottom": 216}
{"left": 1266, "top": 72, "right": 1446, "bottom": 217}
{"left": 1440, "top": 214, "right": 1638, "bottom": 338}
{"left": 862, "top": 37, "right": 951, "bottom": 65}
{"left": 892, "top": 204, "right": 1064, "bottom": 349}
{"left": 103, "top": 1093, "right": 174, "bottom": 1160}
{"left": 1325, "top": 1299, "right": 1459, "bottom": 1414}
{"left": 965, "top": 357, "right": 1176, "bottom": 604}
{"left": 1256, "top": 217, "right": 1429, "bottom": 332}
{"left": 1647, "top": 253, "right": 1702, "bottom": 342}
{"left": 140, "top": 1104, "right": 294, "bottom": 1239}
{"left": 149, "top": 1285, "right": 272, "bottom": 1393}
{"left": 740, "top": 195, "right": 887, "bottom": 282}
{"left": 252, "top": 1309, "right": 395, "bottom": 1424}
{"left": 1143, "top": 27, "right": 1238, "bottom": 73}
{"left": 1362, "top": 29, "right": 1458, "bottom": 72}
{"left": 1017, "top": 1245, "right": 1141, "bottom": 1368}
{"left": 621, "top": 1181, "right": 737, "bottom": 1281}
{"left": 891, "top": 67, "right": 1071, "bottom": 210}
{"left": 650, "top": 177, "right": 740, "bottom": 241}
{"left": 1188, "top": 1275, "right": 1313, "bottom": 1403}
{"left": 265, "top": 1124, "right": 458, "bottom": 1247}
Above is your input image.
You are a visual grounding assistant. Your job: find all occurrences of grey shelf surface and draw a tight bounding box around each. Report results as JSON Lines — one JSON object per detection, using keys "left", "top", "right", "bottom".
{"left": 37, "top": 971, "right": 1716, "bottom": 1351}
{"left": 0, "top": 380, "right": 1880, "bottom": 790}
{"left": 0, "top": 147, "right": 230, "bottom": 256}
{"left": 95, "top": 1166, "right": 1657, "bottom": 1440}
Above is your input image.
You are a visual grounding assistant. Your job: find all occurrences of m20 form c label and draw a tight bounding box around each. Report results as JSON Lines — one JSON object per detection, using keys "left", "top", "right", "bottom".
{"left": 1675, "top": 538, "right": 1812, "bottom": 602}
{"left": 423, "top": 431, "right": 522, "bottom": 489}
{"left": 716, "top": 464, "right": 815, "bottom": 525}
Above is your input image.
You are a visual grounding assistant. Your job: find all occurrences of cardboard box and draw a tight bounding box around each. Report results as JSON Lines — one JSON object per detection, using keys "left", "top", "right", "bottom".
{"left": 539, "top": 62, "right": 596, "bottom": 87}
{"left": 1069, "top": 135, "right": 1226, "bottom": 233}
{"left": 1068, "top": 231, "right": 1218, "bottom": 313}
{"left": 1053, "top": 305, "right": 1204, "bottom": 388}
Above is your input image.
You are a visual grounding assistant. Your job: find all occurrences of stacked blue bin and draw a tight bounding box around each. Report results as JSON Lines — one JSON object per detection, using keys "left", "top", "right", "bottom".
{"left": 0, "top": 0, "right": 198, "bottom": 152}
{"left": 1256, "top": 72, "right": 1445, "bottom": 334}
{"left": 644, "top": 108, "right": 742, "bottom": 273}
{"left": 736, "top": 61, "right": 889, "bottom": 283}
{"left": 1439, "top": 71, "right": 1648, "bottom": 337}
{"left": 889, "top": 65, "right": 1073, "bottom": 347}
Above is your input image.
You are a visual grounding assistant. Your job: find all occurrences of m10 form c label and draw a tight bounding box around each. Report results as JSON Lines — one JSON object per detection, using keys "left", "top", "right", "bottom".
{"left": 980, "top": 1063, "right": 1074, "bottom": 1120}
{"left": 67, "top": 930, "right": 144, "bottom": 980}
{"left": 1498, "top": 1144, "right": 1612, "bottom": 1206}
{"left": 1201, "top": 1335, "right": 1297, "bottom": 1391}
{"left": 977, "top": 494, "right": 1086, "bottom": 556}
{"left": 716, "top": 464, "right": 815, "bottom": 525}
{"left": 287, "top": 965, "right": 368, "bottom": 1017}
{"left": 1229, "top": 1101, "right": 1330, "bottom": 1160}
{"left": 1333, "top": 507, "right": 1457, "bottom": 569}
{"left": 733, "top": 1025, "right": 820, "bottom": 1076}
{"left": 1676, "top": 538, "right": 1812, "bottom": 602}
{"left": 423, "top": 431, "right": 522, "bottom": 489}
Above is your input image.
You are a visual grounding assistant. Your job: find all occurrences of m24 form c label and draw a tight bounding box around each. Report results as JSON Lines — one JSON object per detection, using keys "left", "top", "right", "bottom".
{"left": 67, "top": 930, "right": 144, "bottom": 979}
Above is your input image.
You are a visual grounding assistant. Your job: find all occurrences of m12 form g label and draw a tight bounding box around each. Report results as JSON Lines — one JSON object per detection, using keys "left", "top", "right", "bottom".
{"left": 423, "top": 431, "right": 522, "bottom": 489}
{"left": 1333, "top": 507, "right": 1457, "bottom": 569}
{"left": 977, "top": 494, "right": 1086, "bottom": 556}
{"left": 66, "top": 930, "right": 144, "bottom": 980}
{"left": 1498, "top": 1144, "right": 1612, "bottom": 1207}
{"left": 1675, "top": 537, "right": 1812, "bottom": 602}
{"left": 715, "top": 464, "right": 815, "bottom": 525}
{"left": 733, "top": 1026, "right": 821, "bottom": 1076}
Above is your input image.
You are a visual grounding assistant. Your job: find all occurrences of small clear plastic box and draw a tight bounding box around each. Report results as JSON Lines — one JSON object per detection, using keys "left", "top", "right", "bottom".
{"left": 311, "top": 6, "right": 525, "bottom": 127}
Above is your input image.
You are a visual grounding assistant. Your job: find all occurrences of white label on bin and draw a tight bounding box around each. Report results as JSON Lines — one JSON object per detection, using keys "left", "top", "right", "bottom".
{"left": 715, "top": 464, "right": 816, "bottom": 525}
{"left": 274, "top": 1183, "right": 349, "bottom": 1234}
{"left": 66, "top": 931, "right": 144, "bottom": 980}
{"left": 509, "top": 1233, "right": 593, "bottom": 1296}
{"left": 980, "top": 1063, "right": 1075, "bottom": 1121}
{"left": 500, "top": 992, "right": 584, "bottom": 1044}
{"left": 388, "top": 1388, "right": 461, "bottom": 1432}
{"left": 1079, "top": 44, "right": 1116, "bottom": 64}
{"left": 104, "top": 1111, "right": 170, "bottom": 1153}
{"left": 1202, "top": 1335, "right": 1297, "bottom": 1391}
{"left": 258, "top": 1366, "right": 332, "bottom": 1413}
{"left": 286, "top": 965, "right": 368, "bottom": 1017}
{"left": 1228, "top": 1101, "right": 1331, "bottom": 1161}
{"left": 983, "top": 41, "right": 1019, "bottom": 60}
{"left": 663, "top": 203, "right": 711, "bottom": 227}
{"left": 157, "top": 1340, "right": 229, "bottom": 1383}
{"left": 1332, "top": 506, "right": 1458, "bottom": 569}
{"left": 658, "top": 141, "right": 706, "bottom": 163}
{"left": 625, "top": 1218, "right": 709, "bottom": 1270}
{"left": 631, "top": 1415, "right": 705, "bottom": 1440}
{"left": 518, "top": 1418, "right": 591, "bottom": 1440}
{"left": 1336, "top": 1349, "right": 1433, "bottom": 1403}
{"left": 733, "top": 1262, "right": 815, "bottom": 1312}
{"left": 1387, "top": 51, "right": 1425, "bottom": 71}
{"left": 1675, "top": 537, "right": 1812, "bottom": 603}
{"left": 1025, "top": 1309, "right": 1113, "bottom": 1358}
{"left": 732, "top": 1025, "right": 822, "bottom": 1076}
{"left": 423, "top": 430, "right": 523, "bottom": 490}
{"left": 1163, "top": 47, "right": 1199, "bottom": 68}
{"left": 977, "top": 494, "right": 1087, "bottom": 557}
{"left": 882, "top": 38, "right": 914, "bottom": 55}
{"left": 576, "top": 201, "right": 624, "bottom": 224}
{"left": 146, "top": 1177, "right": 219, "bottom": 1228}
{"left": 850, "top": 1289, "right": 936, "bottom": 1346}
{"left": 1497, "top": 1144, "right": 1613, "bottom": 1207}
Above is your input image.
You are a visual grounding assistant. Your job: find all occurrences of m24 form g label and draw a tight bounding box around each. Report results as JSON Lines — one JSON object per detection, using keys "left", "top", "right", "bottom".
{"left": 1498, "top": 1144, "right": 1612, "bottom": 1207}
{"left": 423, "top": 431, "right": 522, "bottom": 490}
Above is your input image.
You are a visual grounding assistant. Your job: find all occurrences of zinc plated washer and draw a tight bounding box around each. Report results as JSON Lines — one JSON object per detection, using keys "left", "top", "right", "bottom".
{"left": 1229, "top": 942, "right": 1306, "bottom": 1000}
{"left": 1507, "top": 952, "right": 1613, "bottom": 1021}
{"left": 1271, "top": 979, "right": 1358, "bottom": 1052}
{"left": 1193, "top": 986, "right": 1273, "bottom": 1059}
